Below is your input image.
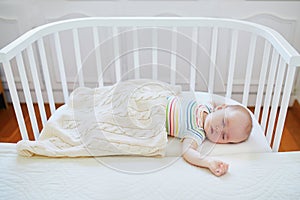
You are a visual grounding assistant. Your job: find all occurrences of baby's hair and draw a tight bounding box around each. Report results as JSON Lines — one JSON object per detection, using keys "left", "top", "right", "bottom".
{"left": 226, "top": 105, "right": 253, "bottom": 140}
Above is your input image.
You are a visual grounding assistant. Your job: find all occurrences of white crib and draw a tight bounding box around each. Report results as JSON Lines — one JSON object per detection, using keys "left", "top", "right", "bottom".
{"left": 1, "top": 17, "right": 300, "bottom": 200}
{"left": 0, "top": 17, "right": 299, "bottom": 152}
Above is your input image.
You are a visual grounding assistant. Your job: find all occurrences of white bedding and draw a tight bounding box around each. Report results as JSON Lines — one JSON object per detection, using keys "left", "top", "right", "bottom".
{"left": 0, "top": 143, "right": 299, "bottom": 200}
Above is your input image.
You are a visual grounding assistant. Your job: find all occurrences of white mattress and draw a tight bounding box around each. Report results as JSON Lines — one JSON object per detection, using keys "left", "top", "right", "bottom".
{"left": 0, "top": 143, "right": 299, "bottom": 200}
{"left": 1, "top": 91, "right": 281, "bottom": 199}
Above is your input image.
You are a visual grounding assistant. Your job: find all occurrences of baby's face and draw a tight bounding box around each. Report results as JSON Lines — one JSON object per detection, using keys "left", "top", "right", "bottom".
{"left": 204, "top": 107, "right": 249, "bottom": 144}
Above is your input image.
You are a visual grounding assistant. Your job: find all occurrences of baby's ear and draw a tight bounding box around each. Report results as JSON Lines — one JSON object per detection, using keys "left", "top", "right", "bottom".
{"left": 215, "top": 104, "right": 227, "bottom": 110}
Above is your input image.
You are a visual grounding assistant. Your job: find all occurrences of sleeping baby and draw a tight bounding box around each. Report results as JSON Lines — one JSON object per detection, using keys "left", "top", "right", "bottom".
{"left": 16, "top": 79, "right": 252, "bottom": 176}
{"left": 166, "top": 96, "right": 253, "bottom": 176}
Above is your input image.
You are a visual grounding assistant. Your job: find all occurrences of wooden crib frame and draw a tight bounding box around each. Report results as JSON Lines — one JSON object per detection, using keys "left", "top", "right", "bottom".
{"left": 0, "top": 17, "right": 299, "bottom": 151}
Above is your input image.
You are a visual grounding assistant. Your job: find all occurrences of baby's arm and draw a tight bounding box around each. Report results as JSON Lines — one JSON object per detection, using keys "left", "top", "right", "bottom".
{"left": 182, "top": 138, "right": 229, "bottom": 177}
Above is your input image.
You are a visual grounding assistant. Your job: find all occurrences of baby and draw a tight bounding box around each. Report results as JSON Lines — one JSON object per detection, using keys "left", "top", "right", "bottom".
{"left": 166, "top": 96, "right": 252, "bottom": 176}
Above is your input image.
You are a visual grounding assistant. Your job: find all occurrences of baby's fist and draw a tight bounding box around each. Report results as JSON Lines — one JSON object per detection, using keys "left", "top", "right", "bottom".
{"left": 208, "top": 160, "right": 229, "bottom": 177}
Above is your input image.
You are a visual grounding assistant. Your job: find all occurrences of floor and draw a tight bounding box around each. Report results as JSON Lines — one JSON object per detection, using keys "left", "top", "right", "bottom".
{"left": 278, "top": 100, "right": 300, "bottom": 151}
{"left": 0, "top": 101, "right": 300, "bottom": 152}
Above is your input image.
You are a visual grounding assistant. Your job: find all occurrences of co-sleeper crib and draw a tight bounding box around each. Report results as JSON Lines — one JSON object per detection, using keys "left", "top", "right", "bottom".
{"left": 0, "top": 17, "right": 299, "bottom": 150}
{"left": 0, "top": 17, "right": 300, "bottom": 199}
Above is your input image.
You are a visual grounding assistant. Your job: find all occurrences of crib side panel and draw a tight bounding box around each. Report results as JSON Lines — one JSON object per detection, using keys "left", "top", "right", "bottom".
{"left": 2, "top": 59, "right": 29, "bottom": 140}
{"left": 252, "top": 44, "right": 298, "bottom": 151}
{"left": 0, "top": 39, "right": 64, "bottom": 140}
{"left": 272, "top": 66, "right": 296, "bottom": 151}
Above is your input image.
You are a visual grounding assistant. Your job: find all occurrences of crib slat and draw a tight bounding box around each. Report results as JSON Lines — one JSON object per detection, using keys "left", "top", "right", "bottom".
{"left": 265, "top": 57, "right": 286, "bottom": 144}
{"left": 16, "top": 53, "right": 39, "bottom": 140}
{"left": 2, "top": 60, "right": 28, "bottom": 140}
{"left": 132, "top": 27, "right": 140, "bottom": 79}
{"left": 152, "top": 28, "right": 158, "bottom": 80}
{"left": 112, "top": 27, "right": 121, "bottom": 82}
{"left": 72, "top": 28, "right": 84, "bottom": 87}
{"left": 27, "top": 45, "right": 47, "bottom": 127}
{"left": 254, "top": 41, "right": 271, "bottom": 119}
{"left": 92, "top": 26, "right": 103, "bottom": 87}
{"left": 170, "top": 27, "right": 177, "bottom": 85}
{"left": 54, "top": 32, "right": 69, "bottom": 102}
{"left": 189, "top": 27, "right": 198, "bottom": 91}
{"left": 272, "top": 65, "right": 296, "bottom": 151}
{"left": 242, "top": 34, "right": 257, "bottom": 106}
{"left": 226, "top": 30, "right": 238, "bottom": 98}
{"left": 209, "top": 27, "right": 218, "bottom": 94}
{"left": 37, "top": 38, "right": 56, "bottom": 115}
{"left": 261, "top": 49, "right": 279, "bottom": 131}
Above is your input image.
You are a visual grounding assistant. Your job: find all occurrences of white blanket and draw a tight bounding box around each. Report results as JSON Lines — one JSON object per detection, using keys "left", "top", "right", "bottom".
{"left": 16, "top": 79, "right": 181, "bottom": 157}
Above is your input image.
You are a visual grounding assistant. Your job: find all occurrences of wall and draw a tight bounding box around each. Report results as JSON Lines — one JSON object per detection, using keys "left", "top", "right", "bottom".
{"left": 0, "top": 0, "right": 300, "bottom": 103}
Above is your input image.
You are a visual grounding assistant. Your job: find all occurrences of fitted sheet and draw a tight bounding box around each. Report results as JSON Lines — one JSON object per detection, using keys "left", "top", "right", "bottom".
{"left": 0, "top": 143, "right": 299, "bottom": 200}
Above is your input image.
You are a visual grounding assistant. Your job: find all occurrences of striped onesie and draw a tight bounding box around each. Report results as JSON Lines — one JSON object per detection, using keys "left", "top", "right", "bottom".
{"left": 166, "top": 96, "right": 213, "bottom": 145}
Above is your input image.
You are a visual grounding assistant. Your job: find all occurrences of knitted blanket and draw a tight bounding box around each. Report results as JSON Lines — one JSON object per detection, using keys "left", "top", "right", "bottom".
{"left": 17, "top": 79, "right": 180, "bottom": 157}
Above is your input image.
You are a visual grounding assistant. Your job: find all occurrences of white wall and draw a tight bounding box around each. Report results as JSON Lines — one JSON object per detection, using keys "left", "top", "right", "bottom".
{"left": 0, "top": 0, "right": 300, "bottom": 103}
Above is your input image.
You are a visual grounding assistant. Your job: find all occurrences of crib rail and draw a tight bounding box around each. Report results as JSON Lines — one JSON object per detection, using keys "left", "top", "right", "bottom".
{"left": 0, "top": 17, "right": 299, "bottom": 151}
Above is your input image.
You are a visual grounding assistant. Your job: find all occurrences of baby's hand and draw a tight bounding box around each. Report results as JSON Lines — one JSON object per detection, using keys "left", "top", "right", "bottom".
{"left": 208, "top": 160, "right": 229, "bottom": 177}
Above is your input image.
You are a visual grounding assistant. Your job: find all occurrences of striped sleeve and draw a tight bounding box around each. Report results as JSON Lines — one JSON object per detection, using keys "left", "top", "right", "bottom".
{"left": 166, "top": 96, "right": 180, "bottom": 137}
